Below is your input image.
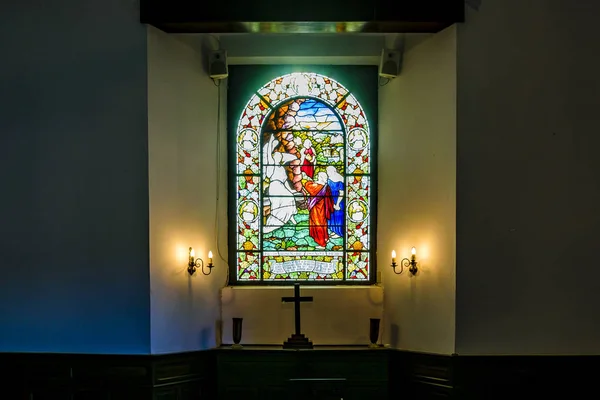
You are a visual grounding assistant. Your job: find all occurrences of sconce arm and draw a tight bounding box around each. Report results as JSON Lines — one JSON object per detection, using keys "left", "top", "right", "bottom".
{"left": 188, "top": 257, "right": 214, "bottom": 276}
{"left": 200, "top": 259, "right": 214, "bottom": 276}
{"left": 391, "top": 258, "right": 418, "bottom": 276}
{"left": 391, "top": 261, "right": 404, "bottom": 275}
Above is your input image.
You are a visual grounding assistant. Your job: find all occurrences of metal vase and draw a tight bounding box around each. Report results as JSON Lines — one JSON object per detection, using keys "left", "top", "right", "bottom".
{"left": 369, "top": 318, "right": 381, "bottom": 347}
{"left": 232, "top": 318, "right": 243, "bottom": 348}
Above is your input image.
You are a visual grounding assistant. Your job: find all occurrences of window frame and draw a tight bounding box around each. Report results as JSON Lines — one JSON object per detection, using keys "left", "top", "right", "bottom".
{"left": 227, "top": 65, "right": 379, "bottom": 286}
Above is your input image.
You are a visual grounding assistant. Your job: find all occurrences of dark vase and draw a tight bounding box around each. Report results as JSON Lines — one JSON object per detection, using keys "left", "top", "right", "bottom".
{"left": 232, "top": 318, "right": 243, "bottom": 348}
{"left": 369, "top": 318, "right": 381, "bottom": 347}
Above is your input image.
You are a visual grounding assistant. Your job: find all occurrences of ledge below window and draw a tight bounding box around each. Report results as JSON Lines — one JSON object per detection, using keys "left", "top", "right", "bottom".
{"left": 220, "top": 285, "right": 384, "bottom": 346}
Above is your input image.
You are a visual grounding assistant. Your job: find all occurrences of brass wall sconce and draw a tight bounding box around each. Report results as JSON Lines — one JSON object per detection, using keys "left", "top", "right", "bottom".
{"left": 188, "top": 247, "right": 214, "bottom": 276}
{"left": 391, "top": 247, "right": 418, "bottom": 276}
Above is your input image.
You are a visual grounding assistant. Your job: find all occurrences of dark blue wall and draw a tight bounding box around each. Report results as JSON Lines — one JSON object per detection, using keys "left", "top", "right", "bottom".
{"left": 0, "top": 0, "right": 150, "bottom": 354}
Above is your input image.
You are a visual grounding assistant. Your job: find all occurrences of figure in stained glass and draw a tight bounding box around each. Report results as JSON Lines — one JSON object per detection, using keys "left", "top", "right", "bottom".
{"left": 304, "top": 171, "right": 334, "bottom": 248}
{"left": 348, "top": 200, "right": 367, "bottom": 222}
{"left": 239, "top": 129, "right": 258, "bottom": 151}
{"left": 240, "top": 200, "right": 258, "bottom": 222}
{"left": 300, "top": 138, "right": 316, "bottom": 179}
{"left": 263, "top": 134, "right": 299, "bottom": 233}
{"left": 326, "top": 165, "right": 345, "bottom": 238}
{"left": 234, "top": 71, "right": 373, "bottom": 282}
{"left": 349, "top": 128, "right": 367, "bottom": 150}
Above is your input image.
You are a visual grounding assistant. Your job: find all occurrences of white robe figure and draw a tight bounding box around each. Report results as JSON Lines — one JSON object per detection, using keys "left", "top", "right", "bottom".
{"left": 240, "top": 130, "right": 257, "bottom": 151}
{"left": 263, "top": 134, "right": 298, "bottom": 233}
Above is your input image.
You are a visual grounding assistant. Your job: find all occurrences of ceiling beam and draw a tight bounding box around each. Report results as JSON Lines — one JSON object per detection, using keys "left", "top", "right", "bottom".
{"left": 141, "top": 0, "right": 464, "bottom": 33}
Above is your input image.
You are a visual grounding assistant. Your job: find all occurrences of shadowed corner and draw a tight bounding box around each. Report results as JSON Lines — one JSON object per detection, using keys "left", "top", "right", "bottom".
{"left": 391, "top": 34, "right": 405, "bottom": 76}
{"left": 465, "top": 0, "right": 482, "bottom": 11}
{"left": 200, "top": 327, "right": 212, "bottom": 349}
{"left": 220, "top": 286, "right": 235, "bottom": 306}
{"left": 215, "top": 319, "right": 223, "bottom": 347}
{"left": 390, "top": 323, "right": 400, "bottom": 348}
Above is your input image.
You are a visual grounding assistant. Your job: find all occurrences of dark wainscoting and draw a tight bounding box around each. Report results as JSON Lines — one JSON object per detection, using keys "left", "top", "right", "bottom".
{"left": 2, "top": 349, "right": 597, "bottom": 399}
{"left": 215, "top": 346, "right": 389, "bottom": 400}
{"left": 390, "top": 351, "right": 454, "bottom": 399}
{"left": 454, "top": 354, "right": 598, "bottom": 399}
{"left": 0, "top": 351, "right": 215, "bottom": 399}
{"left": 390, "top": 350, "right": 599, "bottom": 399}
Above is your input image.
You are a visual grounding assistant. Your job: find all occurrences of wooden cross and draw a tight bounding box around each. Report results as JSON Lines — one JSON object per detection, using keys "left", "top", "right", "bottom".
{"left": 282, "top": 283, "right": 313, "bottom": 336}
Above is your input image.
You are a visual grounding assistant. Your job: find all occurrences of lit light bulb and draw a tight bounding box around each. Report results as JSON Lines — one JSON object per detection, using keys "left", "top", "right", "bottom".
{"left": 208, "top": 251, "right": 213, "bottom": 264}
{"left": 411, "top": 247, "right": 416, "bottom": 255}
{"left": 190, "top": 248, "right": 195, "bottom": 258}
{"left": 391, "top": 250, "right": 397, "bottom": 263}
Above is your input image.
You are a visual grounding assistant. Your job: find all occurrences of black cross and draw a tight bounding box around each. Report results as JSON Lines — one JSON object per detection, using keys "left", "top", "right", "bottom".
{"left": 282, "top": 283, "right": 313, "bottom": 335}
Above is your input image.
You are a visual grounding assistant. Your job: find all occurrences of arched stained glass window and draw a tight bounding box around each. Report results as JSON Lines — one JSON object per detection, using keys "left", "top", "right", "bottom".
{"left": 233, "top": 72, "right": 373, "bottom": 283}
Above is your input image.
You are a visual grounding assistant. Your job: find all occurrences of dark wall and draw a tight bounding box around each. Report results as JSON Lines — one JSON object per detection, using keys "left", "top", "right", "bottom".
{"left": 0, "top": 0, "right": 150, "bottom": 354}
{"left": 456, "top": 0, "right": 600, "bottom": 354}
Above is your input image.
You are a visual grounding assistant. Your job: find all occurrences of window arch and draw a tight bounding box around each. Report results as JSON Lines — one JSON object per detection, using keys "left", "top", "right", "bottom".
{"left": 233, "top": 72, "right": 373, "bottom": 283}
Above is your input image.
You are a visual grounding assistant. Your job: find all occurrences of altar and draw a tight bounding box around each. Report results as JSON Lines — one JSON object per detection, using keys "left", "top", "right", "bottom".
{"left": 220, "top": 285, "right": 384, "bottom": 345}
{"left": 215, "top": 345, "right": 390, "bottom": 400}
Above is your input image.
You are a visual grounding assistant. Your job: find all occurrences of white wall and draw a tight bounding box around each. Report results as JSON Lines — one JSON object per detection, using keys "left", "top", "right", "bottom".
{"left": 379, "top": 26, "right": 457, "bottom": 354}
{"left": 0, "top": 0, "right": 150, "bottom": 354}
{"left": 456, "top": 0, "right": 600, "bottom": 355}
{"left": 147, "top": 27, "right": 228, "bottom": 354}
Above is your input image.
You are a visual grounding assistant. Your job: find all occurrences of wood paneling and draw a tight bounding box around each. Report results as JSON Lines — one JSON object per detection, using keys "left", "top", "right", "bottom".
{"left": 453, "top": 355, "right": 599, "bottom": 399}
{"left": 0, "top": 352, "right": 212, "bottom": 399}
{"left": 216, "top": 346, "right": 389, "bottom": 400}
{"left": 2, "top": 348, "right": 596, "bottom": 399}
{"left": 390, "top": 351, "right": 600, "bottom": 399}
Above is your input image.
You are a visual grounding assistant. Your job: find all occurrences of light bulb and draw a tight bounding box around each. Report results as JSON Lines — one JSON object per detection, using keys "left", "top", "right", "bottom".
{"left": 208, "top": 251, "right": 213, "bottom": 263}
{"left": 190, "top": 248, "right": 195, "bottom": 258}
{"left": 411, "top": 247, "right": 416, "bottom": 255}
{"left": 391, "top": 250, "right": 396, "bottom": 262}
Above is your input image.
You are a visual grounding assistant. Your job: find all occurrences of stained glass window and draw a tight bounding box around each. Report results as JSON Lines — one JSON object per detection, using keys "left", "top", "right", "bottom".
{"left": 233, "top": 72, "right": 373, "bottom": 283}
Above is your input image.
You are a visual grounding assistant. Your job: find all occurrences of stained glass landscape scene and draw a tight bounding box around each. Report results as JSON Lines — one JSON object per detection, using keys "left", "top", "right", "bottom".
{"left": 235, "top": 72, "right": 371, "bottom": 282}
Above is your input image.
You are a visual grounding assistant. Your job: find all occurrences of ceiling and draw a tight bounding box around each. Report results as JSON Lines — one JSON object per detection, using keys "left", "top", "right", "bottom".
{"left": 174, "top": 33, "right": 434, "bottom": 65}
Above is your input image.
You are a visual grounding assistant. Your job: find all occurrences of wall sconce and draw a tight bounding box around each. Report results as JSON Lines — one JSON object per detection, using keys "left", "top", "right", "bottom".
{"left": 391, "top": 247, "right": 418, "bottom": 276}
{"left": 188, "top": 247, "right": 214, "bottom": 276}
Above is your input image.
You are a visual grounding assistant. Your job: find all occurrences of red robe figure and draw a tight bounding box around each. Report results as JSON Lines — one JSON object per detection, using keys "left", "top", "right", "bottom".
{"left": 300, "top": 138, "right": 315, "bottom": 178}
{"left": 304, "top": 171, "right": 334, "bottom": 247}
